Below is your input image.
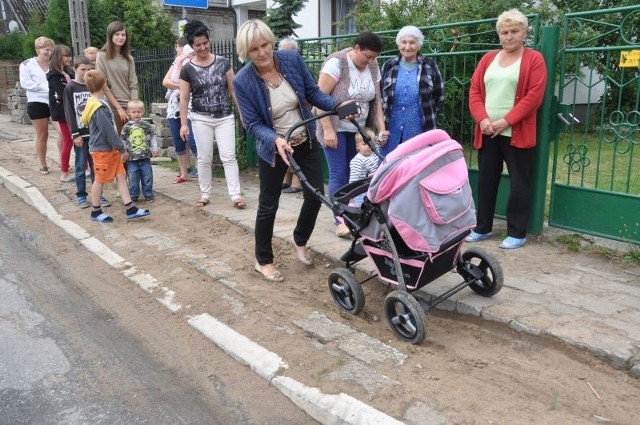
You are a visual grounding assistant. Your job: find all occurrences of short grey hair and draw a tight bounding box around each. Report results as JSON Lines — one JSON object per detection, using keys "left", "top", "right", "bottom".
{"left": 396, "top": 26, "right": 424, "bottom": 48}
{"left": 278, "top": 37, "right": 298, "bottom": 51}
{"left": 496, "top": 9, "right": 528, "bottom": 33}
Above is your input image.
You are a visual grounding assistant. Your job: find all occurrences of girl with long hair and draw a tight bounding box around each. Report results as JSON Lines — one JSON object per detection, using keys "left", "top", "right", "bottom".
{"left": 47, "top": 44, "right": 75, "bottom": 181}
{"left": 96, "top": 21, "right": 138, "bottom": 133}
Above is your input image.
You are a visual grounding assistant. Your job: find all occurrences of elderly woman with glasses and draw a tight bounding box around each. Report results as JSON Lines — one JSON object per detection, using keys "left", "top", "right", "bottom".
{"left": 380, "top": 25, "right": 445, "bottom": 157}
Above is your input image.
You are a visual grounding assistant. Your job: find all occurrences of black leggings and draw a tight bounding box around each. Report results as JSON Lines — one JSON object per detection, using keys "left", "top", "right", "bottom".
{"left": 475, "top": 135, "right": 535, "bottom": 239}
{"left": 255, "top": 139, "right": 325, "bottom": 265}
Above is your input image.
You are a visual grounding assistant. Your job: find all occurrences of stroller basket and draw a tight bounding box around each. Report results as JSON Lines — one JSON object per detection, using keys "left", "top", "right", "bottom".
{"left": 362, "top": 231, "right": 466, "bottom": 291}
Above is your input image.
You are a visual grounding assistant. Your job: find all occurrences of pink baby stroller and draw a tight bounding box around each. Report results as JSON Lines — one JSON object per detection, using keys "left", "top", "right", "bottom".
{"left": 286, "top": 109, "right": 503, "bottom": 344}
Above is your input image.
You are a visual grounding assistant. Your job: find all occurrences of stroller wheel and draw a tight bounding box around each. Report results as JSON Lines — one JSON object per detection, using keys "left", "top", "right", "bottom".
{"left": 384, "top": 291, "right": 426, "bottom": 344}
{"left": 328, "top": 268, "right": 365, "bottom": 315}
{"left": 459, "top": 247, "right": 504, "bottom": 297}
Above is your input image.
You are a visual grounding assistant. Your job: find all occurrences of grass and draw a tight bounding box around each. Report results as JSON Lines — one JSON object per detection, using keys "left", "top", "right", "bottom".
{"left": 553, "top": 131, "right": 640, "bottom": 195}
{"left": 552, "top": 232, "right": 640, "bottom": 265}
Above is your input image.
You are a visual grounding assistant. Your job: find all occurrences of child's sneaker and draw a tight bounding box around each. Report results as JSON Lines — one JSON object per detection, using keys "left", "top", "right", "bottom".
{"left": 126, "top": 207, "right": 150, "bottom": 220}
{"left": 77, "top": 196, "right": 90, "bottom": 209}
{"left": 188, "top": 168, "right": 198, "bottom": 178}
{"left": 100, "top": 196, "right": 111, "bottom": 207}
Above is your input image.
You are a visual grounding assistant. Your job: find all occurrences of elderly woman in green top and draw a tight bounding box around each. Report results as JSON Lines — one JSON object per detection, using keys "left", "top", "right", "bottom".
{"left": 466, "top": 9, "right": 547, "bottom": 250}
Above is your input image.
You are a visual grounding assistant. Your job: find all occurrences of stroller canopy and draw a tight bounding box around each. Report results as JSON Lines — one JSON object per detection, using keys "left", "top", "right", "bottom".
{"left": 363, "top": 129, "right": 476, "bottom": 253}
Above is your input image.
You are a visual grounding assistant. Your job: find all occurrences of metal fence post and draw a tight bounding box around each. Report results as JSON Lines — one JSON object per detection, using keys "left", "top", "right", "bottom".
{"left": 529, "top": 26, "right": 560, "bottom": 235}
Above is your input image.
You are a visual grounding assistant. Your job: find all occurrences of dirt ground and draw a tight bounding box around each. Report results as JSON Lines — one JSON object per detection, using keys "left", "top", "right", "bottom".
{"left": 2, "top": 136, "right": 640, "bottom": 425}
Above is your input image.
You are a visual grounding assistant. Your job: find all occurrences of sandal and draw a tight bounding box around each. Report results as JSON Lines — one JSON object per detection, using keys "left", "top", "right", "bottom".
{"left": 232, "top": 198, "right": 246, "bottom": 209}
{"left": 90, "top": 212, "right": 113, "bottom": 223}
{"left": 173, "top": 176, "right": 187, "bottom": 184}
{"left": 195, "top": 198, "right": 210, "bottom": 207}
{"left": 254, "top": 262, "right": 284, "bottom": 282}
{"left": 39, "top": 166, "right": 49, "bottom": 175}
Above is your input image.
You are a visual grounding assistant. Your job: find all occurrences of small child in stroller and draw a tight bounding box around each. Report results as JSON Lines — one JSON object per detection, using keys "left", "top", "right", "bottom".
{"left": 336, "top": 128, "right": 380, "bottom": 238}
{"left": 349, "top": 128, "right": 380, "bottom": 207}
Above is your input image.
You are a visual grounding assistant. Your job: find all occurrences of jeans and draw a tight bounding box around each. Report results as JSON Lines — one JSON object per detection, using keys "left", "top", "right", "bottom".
{"left": 324, "top": 131, "right": 357, "bottom": 222}
{"left": 167, "top": 117, "right": 197, "bottom": 156}
{"left": 74, "top": 138, "right": 94, "bottom": 198}
{"left": 127, "top": 158, "right": 154, "bottom": 199}
{"left": 190, "top": 113, "right": 241, "bottom": 201}
{"left": 255, "top": 138, "right": 324, "bottom": 265}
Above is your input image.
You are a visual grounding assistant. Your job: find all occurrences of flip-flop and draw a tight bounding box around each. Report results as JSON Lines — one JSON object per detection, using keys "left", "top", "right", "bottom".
{"left": 233, "top": 198, "right": 246, "bottom": 209}
{"left": 195, "top": 198, "right": 210, "bottom": 207}
{"left": 254, "top": 262, "right": 284, "bottom": 282}
{"left": 173, "top": 176, "right": 187, "bottom": 184}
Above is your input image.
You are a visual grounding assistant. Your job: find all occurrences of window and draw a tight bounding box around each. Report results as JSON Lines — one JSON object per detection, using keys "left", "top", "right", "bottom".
{"left": 332, "top": 0, "right": 356, "bottom": 35}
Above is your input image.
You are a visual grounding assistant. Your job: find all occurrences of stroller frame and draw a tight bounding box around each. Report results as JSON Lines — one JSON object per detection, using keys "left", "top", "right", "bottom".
{"left": 285, "top": 108, "right": 503, "bottom": 344}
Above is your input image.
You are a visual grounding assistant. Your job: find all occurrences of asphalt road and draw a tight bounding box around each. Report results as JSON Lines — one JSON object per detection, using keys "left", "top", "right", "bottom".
{"left": 0, "top": 185, "right": 317, "bottom": 425}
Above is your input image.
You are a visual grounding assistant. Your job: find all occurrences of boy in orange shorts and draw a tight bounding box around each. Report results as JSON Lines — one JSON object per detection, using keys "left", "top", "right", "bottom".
{"left": 80, "top": 70, "right": 150, "bottom": 222}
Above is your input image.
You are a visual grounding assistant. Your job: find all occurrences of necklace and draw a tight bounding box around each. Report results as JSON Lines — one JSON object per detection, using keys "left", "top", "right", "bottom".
{"left": 263, "top": 73, "right": 282, "bottom": 89}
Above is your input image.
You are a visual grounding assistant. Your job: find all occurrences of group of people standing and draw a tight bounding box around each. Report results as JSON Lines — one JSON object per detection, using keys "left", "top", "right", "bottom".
{"left": 19, "top": 21, "right": 153, "bottom": 221}
{"left": 18, "top": 7, "right": 546, "bottom": 279}
{"left": 235, "top": 8, "right": 545, "bottom": 281}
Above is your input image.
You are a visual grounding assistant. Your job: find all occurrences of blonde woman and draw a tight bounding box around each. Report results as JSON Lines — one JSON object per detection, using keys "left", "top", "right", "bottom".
{"left": 233, "top": 20, "right": 351, "bottom": 281}
{"left": 467, "top": 9, "right": 547, "bottom": 249}
{"left": 19, "top": 36, "right": 54, "bottom": 174}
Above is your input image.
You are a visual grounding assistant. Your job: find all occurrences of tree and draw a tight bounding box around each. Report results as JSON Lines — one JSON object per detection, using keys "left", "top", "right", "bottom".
{"left": 0, "top": 32, "right": 28, "bottom": 60}
{"left": 19, "top": 0, "right": 174, "bottom": 56}
{"left": 264, "top": 0, "right": 308, "bottom": 39}
{"left": 41, "top": 0, "right": 72, "bottom": 47}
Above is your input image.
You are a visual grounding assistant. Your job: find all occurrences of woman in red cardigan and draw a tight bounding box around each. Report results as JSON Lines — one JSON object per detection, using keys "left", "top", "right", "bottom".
{"left": 467, "top": 8, "right": 547, "bottom": 249}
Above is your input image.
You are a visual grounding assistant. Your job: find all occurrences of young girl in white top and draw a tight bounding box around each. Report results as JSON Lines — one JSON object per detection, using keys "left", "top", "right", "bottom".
{"left": 19, "top": 36, "right": 54, "bottom": 174}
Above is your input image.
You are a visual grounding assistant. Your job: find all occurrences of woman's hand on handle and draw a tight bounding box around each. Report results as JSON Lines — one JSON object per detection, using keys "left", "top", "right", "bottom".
{"left": 275, "top": 136, "right": 293, "bottom": 166}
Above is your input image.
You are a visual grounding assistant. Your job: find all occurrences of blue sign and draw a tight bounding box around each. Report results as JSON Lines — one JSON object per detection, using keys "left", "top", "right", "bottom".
{"left": 163, "top": 0, "right": 209, "bottom": 9}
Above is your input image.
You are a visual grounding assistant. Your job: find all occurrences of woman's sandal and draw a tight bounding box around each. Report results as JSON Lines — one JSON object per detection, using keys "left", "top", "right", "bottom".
{"left": 254, "top": 262, "right": 284, "bottom": 282}
{"left": 195, "top": 198, "right": 210, "bottom": 207}
{"left": 173, "top": 176, "right": 187, "bottom": 184}
{"left": 39, "top": 166, "right": 49, "bottom": 175}
{"left": 233, "top": 198, "right": 246, "bottom": 209}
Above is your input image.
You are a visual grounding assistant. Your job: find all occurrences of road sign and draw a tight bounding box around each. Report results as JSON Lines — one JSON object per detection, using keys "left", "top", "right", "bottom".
{"left": 163, "top": 0, "right": 208, "bottom": 9}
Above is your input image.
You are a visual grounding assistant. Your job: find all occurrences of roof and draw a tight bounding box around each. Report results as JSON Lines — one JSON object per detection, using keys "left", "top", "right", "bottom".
{"left": 5, "top": 0, "right": 49, "bottom": 32}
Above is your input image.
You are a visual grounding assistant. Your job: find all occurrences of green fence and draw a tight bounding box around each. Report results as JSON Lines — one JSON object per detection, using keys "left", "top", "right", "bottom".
{"left": 550, "top": 5, "right": 640, "bottom": 244}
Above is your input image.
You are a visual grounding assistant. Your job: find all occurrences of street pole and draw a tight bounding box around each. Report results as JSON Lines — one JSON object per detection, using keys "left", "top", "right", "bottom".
{"left": 68, "top": 0, "right": 91, "bottom": 55}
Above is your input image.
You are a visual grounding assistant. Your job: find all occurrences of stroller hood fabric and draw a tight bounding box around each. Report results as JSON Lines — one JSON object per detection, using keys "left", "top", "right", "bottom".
{"left": 363, "top": 129, "right": 476, "bottom": 253}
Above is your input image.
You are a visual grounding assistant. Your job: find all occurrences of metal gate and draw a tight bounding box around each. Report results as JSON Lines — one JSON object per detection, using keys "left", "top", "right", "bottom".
{"left": 550, "top": 6, "right": 640, "bottom": 244}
